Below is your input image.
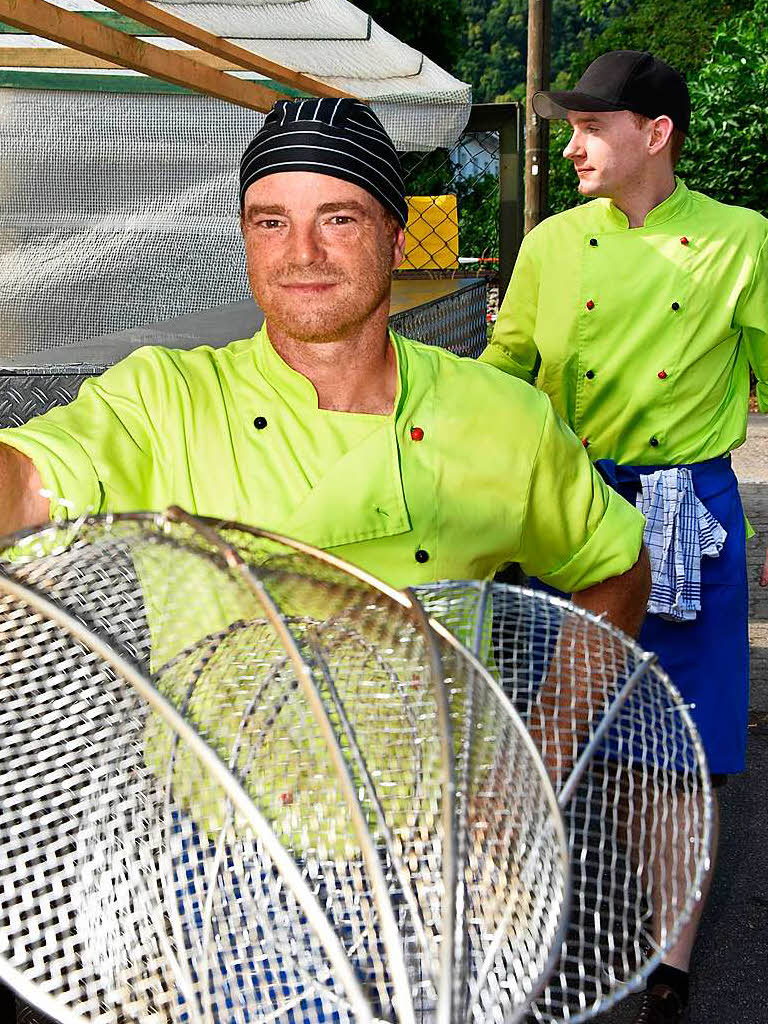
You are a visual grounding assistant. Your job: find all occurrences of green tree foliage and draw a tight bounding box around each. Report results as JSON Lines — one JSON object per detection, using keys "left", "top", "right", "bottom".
{"left": 678, "top": 0, "right": 768, "bottom": 216}
{"left": 456, "top": 0, "right": 602, "bottom": 102}
{"left": 569, "top": 0, "right": 749, "bottom": 79}
{"left": 360, "top": 0, "right": 609, "bottom": 104}
{"left": 548, "top": 0, "right": 768, "bottom": 217}
{"left": 359, "top": 0, "right": 464, "bottom": 74}
{"left": 455, "top": 0, "right": 527, "bottom": 102}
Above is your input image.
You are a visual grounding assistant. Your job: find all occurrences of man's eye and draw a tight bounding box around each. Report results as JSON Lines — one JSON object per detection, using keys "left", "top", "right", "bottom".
{"left": 257, "top": 219, "right": 283, "bottom": 229}
{"left": 329, "top": 215, "right": 354, "bottom": 225}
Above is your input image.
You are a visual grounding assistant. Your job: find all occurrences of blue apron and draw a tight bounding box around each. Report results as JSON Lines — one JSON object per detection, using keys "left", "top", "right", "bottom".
{"left": 171, "top": 811, "right": 416, "bottom": 1023}
{"left": 173, "top": 812, "right": 352, "bottom": 1024}
{"left": 534, "top": 455, "right": 749, "bottom": 774}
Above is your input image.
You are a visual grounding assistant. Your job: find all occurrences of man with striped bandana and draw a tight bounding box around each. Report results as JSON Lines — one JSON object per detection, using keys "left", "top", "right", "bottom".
{"left": 0, "top": 94, "right": 654, "bottom": 1024}
{"left": 0, "top": 97, "right": 649, "bottom": 621}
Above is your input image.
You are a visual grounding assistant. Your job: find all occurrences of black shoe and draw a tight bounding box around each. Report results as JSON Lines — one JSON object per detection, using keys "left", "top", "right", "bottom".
{"left": 633, "top": 983, "right": 689, "bottom": 1024}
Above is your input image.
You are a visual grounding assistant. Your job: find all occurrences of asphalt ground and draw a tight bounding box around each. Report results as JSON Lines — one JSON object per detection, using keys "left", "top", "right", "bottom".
{"left": 597, "top": 414, "right": 768, "bottom": 1024}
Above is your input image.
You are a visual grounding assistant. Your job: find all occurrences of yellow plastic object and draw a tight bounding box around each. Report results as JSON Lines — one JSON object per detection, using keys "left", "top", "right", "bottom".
{"left": 402, "top": 195, "right": 459, "bottom": 270}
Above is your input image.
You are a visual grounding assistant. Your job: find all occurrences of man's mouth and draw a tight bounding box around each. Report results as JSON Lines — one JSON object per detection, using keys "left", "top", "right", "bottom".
{"left": 278, "top": 280, "right": 341, "bottom": 292}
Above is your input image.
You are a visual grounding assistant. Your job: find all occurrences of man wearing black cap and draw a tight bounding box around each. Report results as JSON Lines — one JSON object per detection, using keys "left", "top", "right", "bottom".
{"left": 482, "top": 49, "right": 768, "bottom": 1024}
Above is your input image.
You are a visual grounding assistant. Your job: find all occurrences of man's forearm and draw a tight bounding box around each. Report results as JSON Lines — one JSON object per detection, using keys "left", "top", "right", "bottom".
{"left": 571, "top": 545, "right": 651, "bottom": 638}
{"left": 0, "top": 444, "right": 49, "bottom": 538}
{"left": 531, "top": 547, "right": 651, "bottom": 785}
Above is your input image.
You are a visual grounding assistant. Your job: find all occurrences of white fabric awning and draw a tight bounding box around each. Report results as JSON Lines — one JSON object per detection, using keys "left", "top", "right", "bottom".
{"left": 0, "top": 0, "right": 472, "bottom": 148}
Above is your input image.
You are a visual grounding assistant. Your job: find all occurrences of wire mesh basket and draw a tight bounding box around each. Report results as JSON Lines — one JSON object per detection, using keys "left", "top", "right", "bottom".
{"left": 415, "top": 582, "right": 713, "bottom": 1023}
{"left": 0, "top": 511, "right": 569, "bottom": 1024}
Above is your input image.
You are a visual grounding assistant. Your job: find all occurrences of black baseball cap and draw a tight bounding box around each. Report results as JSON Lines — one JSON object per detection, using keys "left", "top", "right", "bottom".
{"left": 533, "top": 50, "right": 690, "bottom": 134}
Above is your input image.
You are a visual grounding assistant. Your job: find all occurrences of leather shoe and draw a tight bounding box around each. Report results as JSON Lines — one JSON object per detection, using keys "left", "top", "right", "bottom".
{"left": 633, "top": 983, "right": 689, "bottom": 1024}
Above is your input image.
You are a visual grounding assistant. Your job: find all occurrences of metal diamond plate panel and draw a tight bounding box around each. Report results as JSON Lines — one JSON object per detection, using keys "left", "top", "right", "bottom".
{"left": 0, "top": 377, "right": 86, "bottom": 429}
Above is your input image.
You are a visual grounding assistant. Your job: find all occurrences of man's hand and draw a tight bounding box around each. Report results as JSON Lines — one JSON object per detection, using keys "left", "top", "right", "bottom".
{"left": 0, "top": 444, "right": 50, "bottom": 538}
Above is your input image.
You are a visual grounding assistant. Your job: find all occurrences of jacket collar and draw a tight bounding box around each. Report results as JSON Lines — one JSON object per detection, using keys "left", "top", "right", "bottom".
{"left": 247, "top": 324, "right": 413, "bottom": 550}
{"left": 604, "top": 177, "right": 691, "bottom": 229}
{"left": 251, "top": 322, "right": 406, "bottom": 414}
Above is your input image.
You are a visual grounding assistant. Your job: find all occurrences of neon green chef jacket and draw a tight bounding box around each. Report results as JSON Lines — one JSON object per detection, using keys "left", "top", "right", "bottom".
{"left": 0, "top": 325, "right": 644, "bottom": 592}
{"left": 482, "top": 180, "right": 768, "bottom": 465}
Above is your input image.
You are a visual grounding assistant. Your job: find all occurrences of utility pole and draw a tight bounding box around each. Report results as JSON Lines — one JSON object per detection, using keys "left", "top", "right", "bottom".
{"left": 525, "top": 0, "right": 552, "bottom": 233}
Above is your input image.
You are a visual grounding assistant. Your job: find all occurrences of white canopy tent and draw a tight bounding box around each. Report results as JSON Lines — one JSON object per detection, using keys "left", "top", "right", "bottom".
{"left": 0, "top": 0, "right": 472, "bottom": 354}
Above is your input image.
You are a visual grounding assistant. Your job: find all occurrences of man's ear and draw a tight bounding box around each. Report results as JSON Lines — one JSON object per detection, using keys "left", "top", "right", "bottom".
{"left": 239, "top": 212, "right": 246, "bottom": 239}
{"left": 392, "top": 224, "right": 407, "bottom": 270}
{"left": 648, "top": 115, "right": 674, "bottom": 157}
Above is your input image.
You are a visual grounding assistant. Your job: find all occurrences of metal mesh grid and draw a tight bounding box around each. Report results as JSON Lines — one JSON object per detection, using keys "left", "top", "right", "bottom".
{"left": 416, "top": 583, "right": 712, "bottom": 1024}
{"left": 0, "top": 86, "right": 472, "bottom": 360}
{"left": 398, "top": 133, "right": 500, "bottom": 275}
{"left": 0, "top": 513, "right": 568, "bottom": 1024}
{"left": 389, "top": 280, "right": 487, "bottom": 358}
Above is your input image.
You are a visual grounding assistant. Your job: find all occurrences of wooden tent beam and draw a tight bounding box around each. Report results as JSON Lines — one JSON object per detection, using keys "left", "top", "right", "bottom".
{"left": 0, "top": 0, "right": 289, "bottom": 111}
{"left": 97, "top": 0, "right": 355, "bottom": 99}
{"left": 0, "top": 44, "right": 239, "bottom": 70}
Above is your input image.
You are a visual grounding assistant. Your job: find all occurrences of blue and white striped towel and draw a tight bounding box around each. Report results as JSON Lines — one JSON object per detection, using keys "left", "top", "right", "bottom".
{"left": 637, "top": 468, "right": 727, "bottom": 622}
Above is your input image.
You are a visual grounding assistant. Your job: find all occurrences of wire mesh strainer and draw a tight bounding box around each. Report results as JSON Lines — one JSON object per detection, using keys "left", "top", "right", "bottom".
{"left": 415, "top": 582, "right": 712, "bottom": 1023}
{"left": 0, "top": 511, "right": 569, "bottom": 1024}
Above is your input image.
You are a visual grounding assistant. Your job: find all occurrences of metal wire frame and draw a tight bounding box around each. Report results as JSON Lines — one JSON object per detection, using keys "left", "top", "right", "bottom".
{"left": 415, "top": 581, "right": 714, "bottom": 1024}
{"left": 0, "top": 569, "right": 374, "bottom": 1024}
{"left": 165, "top": 507, "right": 422, "bottom": 1024}
{"left": 0, "top": 510, "right": 570, "bottom": 1024}
{"left": 180, "top": 513, "right": 571, "bottom": 1024}
{"left": 420, "top": 615, "right": 573, "bottom": 1022}
{"left": 178, "top": 512, "right": 571, "bottom": 1024}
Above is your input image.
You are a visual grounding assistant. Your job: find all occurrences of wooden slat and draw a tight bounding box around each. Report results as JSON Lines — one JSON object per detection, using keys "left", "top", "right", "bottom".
{"left": 0, "top": 0, "right": 290, "bottom": 111}
{"left": 97, "top": 0, "right": 354, "bottom": 99}
{"left": 0, "top": 12, "right": 163, "bottom": 32}
{"left": 0, "top": 43, "right": 239, "bottom": 69}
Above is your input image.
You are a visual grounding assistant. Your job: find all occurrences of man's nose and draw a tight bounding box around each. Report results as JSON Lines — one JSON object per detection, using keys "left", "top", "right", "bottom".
{"left": 563, "top": 131, "right": 582, "bottom": 161}
{"left": 289, "top": 223, "right": 324, "bottom": 265}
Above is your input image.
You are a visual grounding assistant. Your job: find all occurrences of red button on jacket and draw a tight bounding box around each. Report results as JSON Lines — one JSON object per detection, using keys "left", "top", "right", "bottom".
{"left": 410, "top": 426, "right": 424, "bottom": 441}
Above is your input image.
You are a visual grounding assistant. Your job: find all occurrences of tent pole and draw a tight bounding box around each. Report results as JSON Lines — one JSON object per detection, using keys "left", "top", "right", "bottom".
{"left": 96, "top": 0, "right": 355, "bottom": 98}
{"left": 0, "top": 0, "right": 291, "bottom": 111}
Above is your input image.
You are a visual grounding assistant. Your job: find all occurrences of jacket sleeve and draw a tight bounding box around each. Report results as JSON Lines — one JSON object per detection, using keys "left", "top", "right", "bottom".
{"left": 479, "top": 232, "right": 541, "bottom": 383}
{"left": 739, "top": 233, "right": 768, "bottom": 413}
{"left": 0, "top": 347, "right": 172, "bottom": 519}
{"left": 517, "top": 395, "right": 646, "bottom": 592}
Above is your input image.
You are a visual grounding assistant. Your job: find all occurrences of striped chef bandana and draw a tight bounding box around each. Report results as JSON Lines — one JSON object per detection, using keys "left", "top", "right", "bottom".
{"left": 239, "top": 98, "right": 408, "bottom": 228}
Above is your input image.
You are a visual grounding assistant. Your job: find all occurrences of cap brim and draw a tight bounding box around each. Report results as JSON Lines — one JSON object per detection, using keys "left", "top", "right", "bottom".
{"left": 532, "top": 90, "right": 626, "bottom": 120}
